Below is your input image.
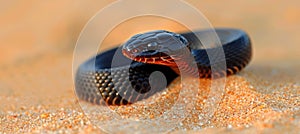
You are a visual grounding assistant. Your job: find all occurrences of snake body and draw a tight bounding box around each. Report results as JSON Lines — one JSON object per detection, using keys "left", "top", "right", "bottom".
{"left": 75, "top": 28, "right": 252, "bottom": 105}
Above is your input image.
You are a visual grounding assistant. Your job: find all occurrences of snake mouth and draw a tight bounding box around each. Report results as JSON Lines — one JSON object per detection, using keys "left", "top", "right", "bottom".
{"left": 137, "top": 50, "right": 158, "bottom": 57}
{"left": 122, "top": 49, "right": 172, "bottom": 62}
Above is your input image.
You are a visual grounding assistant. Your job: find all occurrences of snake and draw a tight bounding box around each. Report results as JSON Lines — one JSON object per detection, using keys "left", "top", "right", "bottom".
{"left": 75, "top": 28, "right": 252, "bottom": 105}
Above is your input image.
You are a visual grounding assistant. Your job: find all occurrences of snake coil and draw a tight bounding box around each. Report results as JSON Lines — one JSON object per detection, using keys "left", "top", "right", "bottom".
{"left": 75, "top": 28, "right": 252, "bottom": 105}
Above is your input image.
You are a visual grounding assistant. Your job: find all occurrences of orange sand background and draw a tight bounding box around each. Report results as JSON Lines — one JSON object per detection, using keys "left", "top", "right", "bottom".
{"left": 0, "top": 0, "right": 299, "bottom": 133}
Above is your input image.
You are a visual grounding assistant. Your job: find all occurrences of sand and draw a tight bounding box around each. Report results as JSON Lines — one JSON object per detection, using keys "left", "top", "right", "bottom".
{"left": 1, "top": 1, "right": 299, "bottom": 133}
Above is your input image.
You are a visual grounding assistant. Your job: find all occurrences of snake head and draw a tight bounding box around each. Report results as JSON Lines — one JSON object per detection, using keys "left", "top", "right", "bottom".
{"left": 122, "top": 30, "right": 189, "bottom": 66}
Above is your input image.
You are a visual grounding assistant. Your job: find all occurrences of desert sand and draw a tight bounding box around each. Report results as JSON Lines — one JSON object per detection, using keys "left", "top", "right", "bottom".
{"left": 1, "top": 1, "right": 299, "bottom": 133}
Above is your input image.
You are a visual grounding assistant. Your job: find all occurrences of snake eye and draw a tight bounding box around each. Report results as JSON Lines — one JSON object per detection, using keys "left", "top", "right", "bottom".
{"left": 147, "top": 42, "right": 158, "bottom": 50}
{"left": 147, "top": 42, "right": 158, "bottom": 47}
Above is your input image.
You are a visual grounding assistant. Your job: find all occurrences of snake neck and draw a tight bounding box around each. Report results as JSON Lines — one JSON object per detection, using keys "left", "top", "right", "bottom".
{"left": 169, "top": 53, "right": 200, "bottom": 77}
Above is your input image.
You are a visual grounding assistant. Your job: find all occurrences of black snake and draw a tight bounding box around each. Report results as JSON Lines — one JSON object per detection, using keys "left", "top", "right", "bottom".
{"left": 75, "top": 28, "right": 252, "bottom": 105}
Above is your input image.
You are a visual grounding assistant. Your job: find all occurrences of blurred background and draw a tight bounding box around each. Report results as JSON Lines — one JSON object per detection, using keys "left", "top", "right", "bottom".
{"left": 1, "top": 0, "right": 299, "bottom": 65}
{"left": 0, "top": 0, "right": 299, "bottom": 132}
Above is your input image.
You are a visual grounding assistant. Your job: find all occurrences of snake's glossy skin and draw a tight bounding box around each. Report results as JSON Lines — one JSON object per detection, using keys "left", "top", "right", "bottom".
{"left": 75, "top": 29, "right": 252, "bottom": 105}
